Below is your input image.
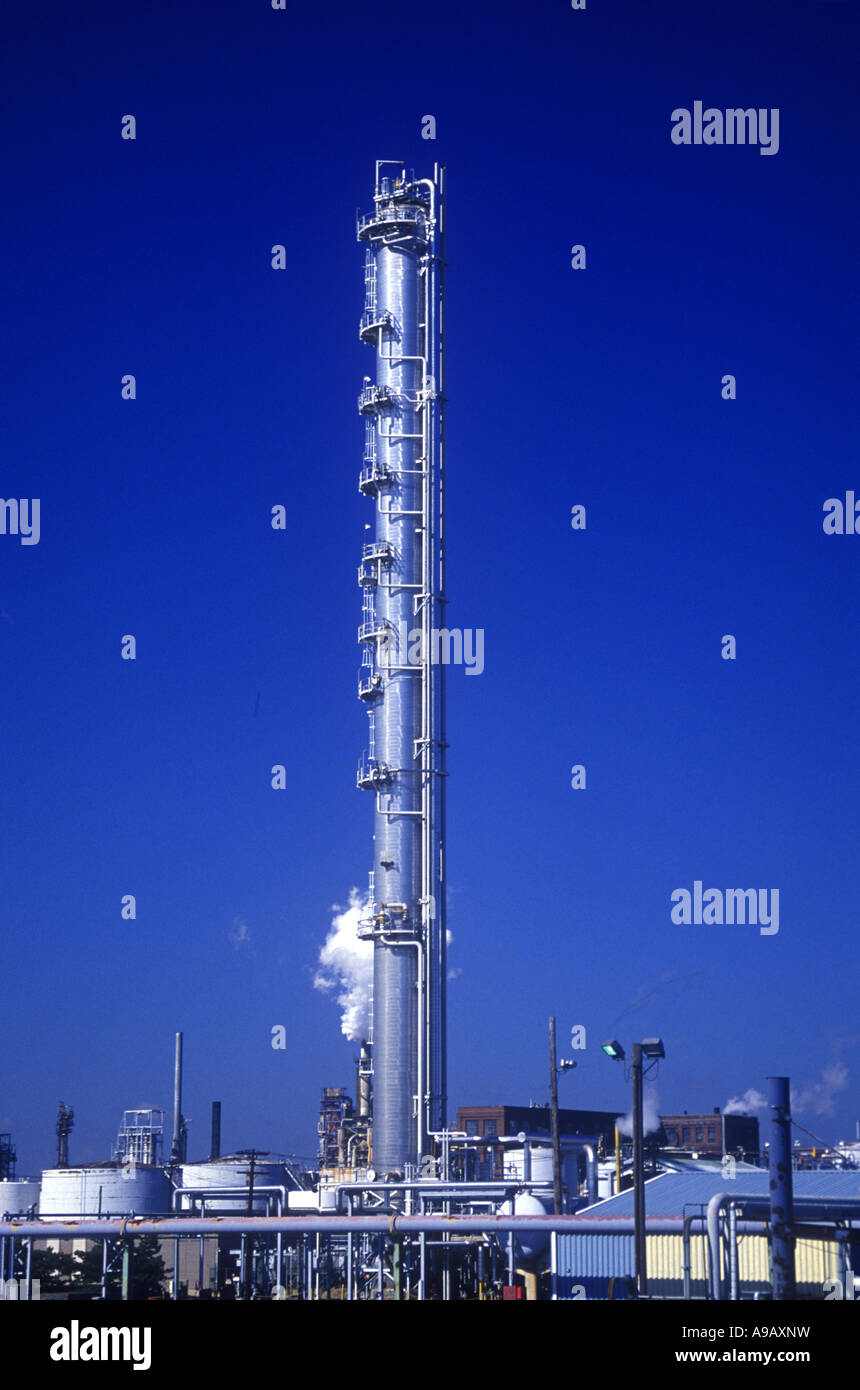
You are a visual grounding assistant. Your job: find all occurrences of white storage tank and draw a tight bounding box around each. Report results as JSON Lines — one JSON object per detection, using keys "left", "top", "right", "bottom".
{"left": 596, "top": 1159, "right": 618, "bottom": 1201}
{"left": 0, "top": 1179, "right": 41, "bottom": 1215}
{"left": 500, "top": 1144, "right": 581, "bottom": 1196}
{"left": 498, "top": 1192, "right": 551, "bottom": 1262}
{"left": 39, "top": 1163, "right": 170, "bottom": 1215}
{"left": 179, "top": 1157, "right": 291, "bottom": 1212}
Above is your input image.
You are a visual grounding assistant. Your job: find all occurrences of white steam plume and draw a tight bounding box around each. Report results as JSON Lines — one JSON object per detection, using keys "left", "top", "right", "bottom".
{"left": 314, "top": 890, "right": 373, "bottom": 1042}
{"left": 725, "top": 1064, "right": 849, "bottom": 1119}
{"left": 723, "top": 1088, "right": 768, "bottom": 1116}
{"left": 617, "top": 1086, "right": 661, "bottom": 1138}
{"left": 791, "top": 1062, "right": 848, "bottom": 1118}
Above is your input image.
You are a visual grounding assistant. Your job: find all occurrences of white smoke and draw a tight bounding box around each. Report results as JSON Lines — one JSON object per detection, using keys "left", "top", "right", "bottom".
{"left": 228, "top": 916, "right": 251, "bottom": 950}
{"left": 723, "top": 1088, "right": 768, "bottom": 1116}
{"left": 314, "top": 890, "right": 373, "bottom": 1042}
{"left": 724, "top": 1064, "right": 849, "bottom": 1120}
{"left": 617, "top": 1086, "right": 661, "bottom": 1138}
{"left": 792, "top": 1062, "right": 848, "bottom": 1118}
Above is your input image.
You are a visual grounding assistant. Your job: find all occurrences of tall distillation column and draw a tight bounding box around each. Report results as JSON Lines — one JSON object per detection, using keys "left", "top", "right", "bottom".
{"left": 356, "top": 163, "right": 446, "bottom": 1173}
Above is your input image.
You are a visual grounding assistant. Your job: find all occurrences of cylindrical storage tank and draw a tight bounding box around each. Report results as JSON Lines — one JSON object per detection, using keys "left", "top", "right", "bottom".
{"left": 597, "top": 1160, "right": 617, "bottom": 1200}
{"left": 39, "top": 1164, "right": 169, "bottom": 1215}
{"left": 178, "top": 1157, "right": 290, "bottom": 1213}
{"left": 0, "top": 1179, "right": 41, "bottom": 1215}
{"left": 501, "top": 1145, "right": 580, "bottom": 1197}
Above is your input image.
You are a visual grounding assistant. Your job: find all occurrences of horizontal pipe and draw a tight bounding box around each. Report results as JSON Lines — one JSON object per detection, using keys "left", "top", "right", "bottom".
{"left": 334, "top": 1181, "right": 553, "bottom": 1190}
{"left": 794, "top": 1222, "right": 855, "bottom": 1241}
{"left": 7, "top": 1212, "right": 852, "bottom": 1239}
{"left": 332, "top": 1180, "right": 553, "bottom": 1210}
{"left": 170, "top": 1185, "right": 287, "bottom": 1211}
{"left": 0, "top": 1216, "right": 654, "bottom": 1238}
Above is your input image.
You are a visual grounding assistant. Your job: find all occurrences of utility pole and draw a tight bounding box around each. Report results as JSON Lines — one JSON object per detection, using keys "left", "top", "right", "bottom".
{"left": 237, "top": 1148, "right": 268, "bottom": 1299}
{"left": 549, "top": 1017, "right": 562, "bottom": 1216}
{"left": 631, "top": 1042, "right": 647, "bottom": 1296}
{"left": 549, "top": 1017, "right": 577, "bottom": 1216}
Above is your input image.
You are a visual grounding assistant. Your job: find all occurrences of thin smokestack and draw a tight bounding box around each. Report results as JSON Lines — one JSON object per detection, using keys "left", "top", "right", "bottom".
{"left": 171, "top": 1031, "right": 184, "bottom": 1164}
{"left": 210, "top": 1101, "right": 221, "bottom": 1160}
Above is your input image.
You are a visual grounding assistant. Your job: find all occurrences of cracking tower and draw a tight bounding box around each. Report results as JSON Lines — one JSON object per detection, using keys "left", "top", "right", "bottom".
{"left": 355, "top": 163, "right": 447, "bottom": 1173}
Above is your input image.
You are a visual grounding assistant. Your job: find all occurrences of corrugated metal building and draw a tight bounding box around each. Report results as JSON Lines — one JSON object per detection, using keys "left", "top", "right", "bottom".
{"left": 553, "top": 1169, "right": 859, "bottom": 1299}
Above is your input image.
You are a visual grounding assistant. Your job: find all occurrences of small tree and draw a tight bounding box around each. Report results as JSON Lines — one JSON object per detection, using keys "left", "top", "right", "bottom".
{"left": 74, "top": 1236, "right": 167, "bottom": 1299}
{"left": 128, "top": 1236, "right": 168, "bottom": 1299}
{"left": 30, "top": 1247, "right": 76, "bottom": 1290}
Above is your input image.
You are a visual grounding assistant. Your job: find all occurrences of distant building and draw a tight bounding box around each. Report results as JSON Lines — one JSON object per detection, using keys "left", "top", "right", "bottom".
{"left": 457, "top": 1103, "right": 619, "bottom": 1143}
{"left": 660, "top": 1108, "right": 759, "bottom": 1160}
{"left": 455, "top": 1104, "right": 620, "bottom": 1181}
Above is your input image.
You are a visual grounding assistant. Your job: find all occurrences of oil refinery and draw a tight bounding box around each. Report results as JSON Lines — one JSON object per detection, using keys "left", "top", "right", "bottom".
{"left": 2, "top": 164, "right": 859, "bottom": 1306}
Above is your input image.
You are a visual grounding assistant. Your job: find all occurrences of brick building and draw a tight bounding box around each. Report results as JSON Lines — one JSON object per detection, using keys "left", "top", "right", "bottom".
{"left": 659, "top": 1108, "right": 759, "bottom": 1160}
{"left": 455, "top": 1103, "right": 620, "bottom": 1181}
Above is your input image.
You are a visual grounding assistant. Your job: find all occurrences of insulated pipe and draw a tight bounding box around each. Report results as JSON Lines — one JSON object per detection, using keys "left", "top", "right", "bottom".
{"left": 345, "top": 1193, "right": 353, "bottom": 1301}
{"left": 705, "top": 1193, "right": 860, "bottom": 1299}
{"left": 728, "top": 1202, "right": 739, "bottom": 1301}
{"left": 332, "top": 1179, "right": 553, "bottom": 1197}
{"left": 171, "top": 1186, "right": 287, "bottom": 1213}
{"left": 583, "top": 1145, "right": 598, "bottom": 1206}
{"left": 332, "top": 1186, "right": 554, "bottom": 1211}
{"left": 682, "top": 1215, "right": 693, "bottom": 1300}
{"left": 0, "top": 1214, "right": 776, "bottom": 1238}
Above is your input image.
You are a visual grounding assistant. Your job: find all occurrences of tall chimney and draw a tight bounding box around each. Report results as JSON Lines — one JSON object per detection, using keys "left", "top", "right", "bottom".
{"left": 171, "top": 1031, "right": 185, "bottom": 1165}
{"left": 210, "top": 1101, "right": 221, "bottom": 1160}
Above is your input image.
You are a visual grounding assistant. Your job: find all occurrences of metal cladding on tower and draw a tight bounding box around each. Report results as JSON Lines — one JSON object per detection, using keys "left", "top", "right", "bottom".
{"left": 355, "top": 163, "right": 447, "bottom": 1174}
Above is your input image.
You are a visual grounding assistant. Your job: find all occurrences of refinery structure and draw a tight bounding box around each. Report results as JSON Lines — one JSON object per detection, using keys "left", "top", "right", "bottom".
{"left": 355, "top": 160, "right": 447, "bottom": 1174}
{"left": 2, "top": 165, "right": 859, "bottom": 1302}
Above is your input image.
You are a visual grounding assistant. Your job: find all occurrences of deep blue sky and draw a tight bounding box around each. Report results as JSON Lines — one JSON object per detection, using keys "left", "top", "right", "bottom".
{"left": 2, "top": 0, "right": 858, "bottom": 1174}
